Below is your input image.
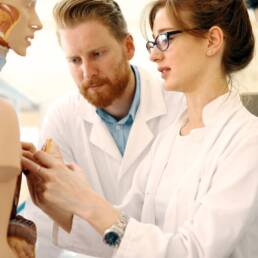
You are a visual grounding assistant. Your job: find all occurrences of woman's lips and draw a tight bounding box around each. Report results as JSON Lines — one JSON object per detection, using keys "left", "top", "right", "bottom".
{"left": 158, "top": 66, "right": 171, "bottom": 79}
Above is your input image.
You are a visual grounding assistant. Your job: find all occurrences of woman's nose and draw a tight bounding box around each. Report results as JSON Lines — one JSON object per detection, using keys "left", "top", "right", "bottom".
{"left": 149, "top": 47, "right": 163, "bottom": 63}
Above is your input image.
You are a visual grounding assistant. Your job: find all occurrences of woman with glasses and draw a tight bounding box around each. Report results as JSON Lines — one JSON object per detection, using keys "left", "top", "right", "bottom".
{"left": 22, "top": 0, "right": 258, "bottom": 257}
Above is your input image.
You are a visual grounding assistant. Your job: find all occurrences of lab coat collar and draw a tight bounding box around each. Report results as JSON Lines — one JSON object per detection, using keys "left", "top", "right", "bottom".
{"left": 136, "top": 68, "right": 168, "bottom": 121}
{"left": 77, "top": 95, "right": 121, "bottom": 160}
{"left": 202, "top": 90, "right": 241, "bottom": 126}
{"left": 119, "top": 68, "right": 169, "bottom": 177}
{"left": 179, "top": 90, "right": 242, "bottom": 129}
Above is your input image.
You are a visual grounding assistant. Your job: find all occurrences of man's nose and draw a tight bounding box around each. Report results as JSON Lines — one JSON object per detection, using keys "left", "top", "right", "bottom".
{"left": 81, "top": 60, "right": 98, "bottom": 80}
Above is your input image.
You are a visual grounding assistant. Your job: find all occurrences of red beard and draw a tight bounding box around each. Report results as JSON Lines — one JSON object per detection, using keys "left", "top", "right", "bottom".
{"left": 79, "top": 61, "right": 131, "bottom": 108}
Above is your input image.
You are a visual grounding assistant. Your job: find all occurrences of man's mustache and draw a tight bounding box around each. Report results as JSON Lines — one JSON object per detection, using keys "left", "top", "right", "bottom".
{"left": 80, "top": 77, "right": 110, "bottom": 89}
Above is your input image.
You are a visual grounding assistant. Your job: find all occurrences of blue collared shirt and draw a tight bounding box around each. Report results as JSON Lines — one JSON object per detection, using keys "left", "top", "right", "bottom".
{"left": 0, "top": 55, "right": 6, "bottom": 71}
{"left": 96, "top": 65, "right": 141, "bottom": 156}
{"left": 0, "top": 46, "right": 7, "bottom": 71}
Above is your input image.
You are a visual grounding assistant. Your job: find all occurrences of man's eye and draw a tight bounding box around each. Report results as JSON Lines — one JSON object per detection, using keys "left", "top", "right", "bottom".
{"left": 92, "top": 50, "right": 105, "bottom": 58}
{"left": 68, "top": 57, "right": 81, "bottom": 64}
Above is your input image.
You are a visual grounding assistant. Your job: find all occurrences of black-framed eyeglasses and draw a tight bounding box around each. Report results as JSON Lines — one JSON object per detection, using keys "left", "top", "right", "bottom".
{"left": 146, "top": 30, "right": 183, "bottom": 53}
{"left": 146, "top": 28, "right": 203, "bottom": 53}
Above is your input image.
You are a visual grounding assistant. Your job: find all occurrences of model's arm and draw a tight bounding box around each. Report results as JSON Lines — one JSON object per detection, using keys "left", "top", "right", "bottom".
{"left": 0, "top": 99, "right": 20, "bottom": 258}
{"left": 0, "top": 99, "right": 20, "bottom": 177}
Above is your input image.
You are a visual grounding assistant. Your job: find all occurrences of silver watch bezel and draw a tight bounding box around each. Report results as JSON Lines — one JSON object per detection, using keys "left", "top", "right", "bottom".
{"left": 103, "top": 213, "right": 129, "bottom": 248}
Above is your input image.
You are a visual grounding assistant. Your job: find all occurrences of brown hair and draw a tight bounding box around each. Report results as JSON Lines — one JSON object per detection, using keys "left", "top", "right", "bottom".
{"left": 53, "top": 0, "right": 128, "bottom": 41}
{"left": 146, "top": 0, "right": 255, "bottom": 74}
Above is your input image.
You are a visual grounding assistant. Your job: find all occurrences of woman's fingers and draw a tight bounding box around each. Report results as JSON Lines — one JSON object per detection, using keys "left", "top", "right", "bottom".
{"left": 21, "top": 156, "right": 48, "bottom": 179}
{"left": 22, "top": 150, "right": 35, "bottom": 160}
{"left": 66, "top": 162, "right": 81, "bottom": 171}
{"left": 34, "top": 150, "right": 62, "bottom": 168}
{"left": 21, "top": 141, "right": 37, "bottom": 153}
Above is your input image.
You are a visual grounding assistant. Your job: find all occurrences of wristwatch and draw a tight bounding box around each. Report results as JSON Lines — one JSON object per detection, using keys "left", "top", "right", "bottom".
{"left": 103, "top": 213, "right": 129, "bottom": 248}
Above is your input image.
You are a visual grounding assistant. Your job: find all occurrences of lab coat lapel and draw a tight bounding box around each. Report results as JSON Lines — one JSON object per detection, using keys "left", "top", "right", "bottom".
{"left": 142, "top": 122, "right": 181, "bottom": 224}
{"left": 77, "top": 95, "right": 122, "bottom": 161}
{"left": 120, "top": 119, "right": 154, "bottom": 179}
{"left": 119, "top": 71, "right": 168, "bottom": 179}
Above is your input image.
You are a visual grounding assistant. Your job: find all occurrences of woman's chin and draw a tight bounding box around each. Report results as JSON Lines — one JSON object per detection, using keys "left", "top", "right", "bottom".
{"left": 164, "top": 81, "right": 179, "bottom": 92}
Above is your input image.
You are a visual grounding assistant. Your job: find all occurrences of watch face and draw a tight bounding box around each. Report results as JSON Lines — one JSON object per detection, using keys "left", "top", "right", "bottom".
{"left": 103, "top": 231, "right": 120, "bottom": 247}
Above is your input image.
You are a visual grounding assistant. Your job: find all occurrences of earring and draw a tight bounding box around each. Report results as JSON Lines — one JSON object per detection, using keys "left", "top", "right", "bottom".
{"left": 207, "top": 50, "right": 213, "bottom": 56}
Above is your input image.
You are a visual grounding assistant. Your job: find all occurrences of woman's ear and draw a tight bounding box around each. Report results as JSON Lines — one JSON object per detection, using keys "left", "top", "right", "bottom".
{"left": 206, "top": 26, "right": 224, "bottom": 57}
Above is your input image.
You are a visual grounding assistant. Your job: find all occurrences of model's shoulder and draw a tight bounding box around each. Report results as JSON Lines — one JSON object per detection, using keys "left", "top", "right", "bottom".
{"left": 0, "top": 98, "right": 17, "bottom": 119}
{"left": 0, "top": 98, "right": 19, "bottom": 133}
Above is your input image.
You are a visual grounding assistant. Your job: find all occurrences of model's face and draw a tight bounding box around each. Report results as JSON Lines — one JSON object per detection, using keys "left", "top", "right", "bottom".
{"left": 59, "top": 20, "right": 134, "bottom": 108}
{"left": 0, "top": 0, "right": 42, "bottom": 56}
{"left": 149, "top": 7, "right": 208, "bottom": 93}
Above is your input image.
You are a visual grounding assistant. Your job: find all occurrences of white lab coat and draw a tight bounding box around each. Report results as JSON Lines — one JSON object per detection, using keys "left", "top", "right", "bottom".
{"left": 114, "top": 92, "right": 258, "bottom": 258}
{"left": 23, "top": 67, "right": 185, "bottom": 257}
{"left": 56, "top": 92, "right": 258, "bottom": 258}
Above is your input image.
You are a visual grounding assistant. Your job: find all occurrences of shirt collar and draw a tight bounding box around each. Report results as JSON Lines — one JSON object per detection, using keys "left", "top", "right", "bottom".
{"left": 96, "top": 65, "right": 141, "bottom": 125}
{"left": 0, "top": 46, "right": 8, "bottom": 71}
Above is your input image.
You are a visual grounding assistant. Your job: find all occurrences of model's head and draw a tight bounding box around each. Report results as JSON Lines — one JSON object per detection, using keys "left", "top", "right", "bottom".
{"left": 0, "top": 0, "right": 42, "bottom": 56}
{"left": 145, "top": 0, "right": 255, "bottom": 92}
{"left": 53, "top": 0, "right": 135, "bottom": 108}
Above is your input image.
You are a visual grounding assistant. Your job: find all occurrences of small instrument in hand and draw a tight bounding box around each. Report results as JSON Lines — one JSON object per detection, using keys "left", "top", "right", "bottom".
{"left": 41, "top": 138, "right": 53, "bottom": 153}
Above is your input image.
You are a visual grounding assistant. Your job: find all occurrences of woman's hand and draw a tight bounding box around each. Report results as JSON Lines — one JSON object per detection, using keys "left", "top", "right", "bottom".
{"left": 22, "top": 151, "right": 120, "bottom": 235}
{"left": 22, "top": 150, "right": 88, "bottom": 213}
{"left": 22, "top": 140, "right": 64, "bottom": 165}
